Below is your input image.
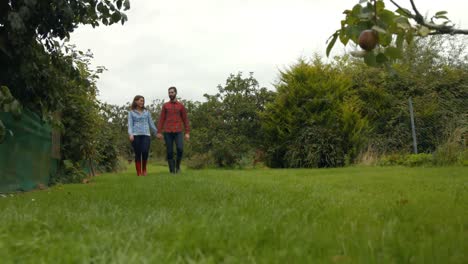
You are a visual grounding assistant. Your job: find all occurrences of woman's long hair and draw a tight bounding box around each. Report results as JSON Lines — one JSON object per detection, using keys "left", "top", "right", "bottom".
{"left": 131, "top": 95, "right": 145, "bottom": 110}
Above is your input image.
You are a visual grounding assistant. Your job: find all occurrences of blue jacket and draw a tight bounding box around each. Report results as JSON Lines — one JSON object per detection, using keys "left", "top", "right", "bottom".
{"left": 128, "top": 109, "right": 157, "bottom": 136}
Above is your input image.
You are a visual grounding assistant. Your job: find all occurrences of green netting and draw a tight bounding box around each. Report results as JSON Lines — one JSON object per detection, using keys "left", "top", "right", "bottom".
{"left": 0, "top": 109, "right": 54, "bottom": 193}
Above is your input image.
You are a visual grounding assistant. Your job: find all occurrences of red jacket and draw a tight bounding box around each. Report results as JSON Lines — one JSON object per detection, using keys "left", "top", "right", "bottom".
{"left": 157, "top": 101, "right": 190, "bottom": 133}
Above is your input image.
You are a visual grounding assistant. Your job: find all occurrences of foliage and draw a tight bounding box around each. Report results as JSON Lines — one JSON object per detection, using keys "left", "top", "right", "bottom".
{"left": 0, "top": 1, "right": 131, "bottom": 181}
{"left": 433, "top": 127, "right": 467, "bottom": 166}
{"left": 261, "top": 57, "right": 369, "bottom": 168}
{"left": 1, "top": 0, "right": 130, "bottom": 116}
{"left": 378, "top": 126, "right": 466, "bottom": 167}
{"left": 0, "top": 86, "right": 21, "bottom": 143}
{"left": 1, "top": 0, "right": 130, "bottom": 52}
{"left": 378, "top": 153, "right": 433, "bottom": 167}
{"left": 99, "top": 102, "right": 134, "bottom": 162}
{"left": 185, "top": 152, "right": 215, "bottom": 169}
{"left": 285, "top": 125, "right": 347, "bottom": 168}
{"left": 189, "top": 72, "right": 275, "bottom": 167}
{"left": 327, "top": 0, "right": 468, "bottom": 66}
{"left": 51, "top": 160, "right": 88, "bottom": 184}
{"left": 338, "top": 36, "right": 468, "bottom": 156}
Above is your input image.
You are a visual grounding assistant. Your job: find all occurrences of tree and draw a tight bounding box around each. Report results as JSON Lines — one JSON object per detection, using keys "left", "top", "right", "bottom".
{"left": 1, "top": 0, "right": 130, "bottom": 115}
{"left": 189, "top": 73, "right": 275, "bottom": 167}
{"left": 326, "top": 0, "right": 468, "bottom": 67}
{"left": 0, "top": 1, "right": 131, "bottom": 181}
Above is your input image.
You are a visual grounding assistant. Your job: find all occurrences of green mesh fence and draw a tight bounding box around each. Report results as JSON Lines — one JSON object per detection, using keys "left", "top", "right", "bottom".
{"left": 0, "top": 109, "right": 57, "bottom": 193}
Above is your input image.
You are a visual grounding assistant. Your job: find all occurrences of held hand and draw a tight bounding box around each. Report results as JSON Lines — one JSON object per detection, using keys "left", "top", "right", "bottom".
{"left": 129, "top": 135, "right": 134, "bottom": 142}
{"left": 156, "top": 133, "right": 163, "bottom": 140}
{"left": 185, "top": 133, "right": 190, "bottom": 141}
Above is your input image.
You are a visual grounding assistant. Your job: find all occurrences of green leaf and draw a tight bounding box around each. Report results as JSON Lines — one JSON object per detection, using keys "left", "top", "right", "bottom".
{"left": 384, "top": 47, "right": 402, "bottom": 59}
{"left": 109, "top": 3, "right": 116, "bottom": 11}
{"left": 116, "top": 0, "right": 123, "bottom": 9}
{"left": 379, "top": 10, "right": 395, "bottom": 26}
{"left": 396, "top": 33, "right": 404, "bottom": 49}
{"left": 339, "top": 30, "right": 349, "bottom": 46}
{"left": 364, "top": 51, "right": 377, "bottom": 67}
{"left": 326, "top": 33, "right": 339, "bottom": 57}
{"left": 379, "top": 32, "right": 393, "bottom": 47}
{"left": 120, "top": 13, "right": 128, "bottom": 25}
{"left": 372, "top": 25, "right": 387, "bottom": 34}
{"left": 110, "top": 12, "right": 121, "bottom": 23}
{"left": 435, "top": 11, "right": 448, "bottom": 16}
{"left": 405, "top": 30, "right": 414, "bottom": 44}
{"left": 375, "top": 0, "right": 385, "bottom": 12}
{"left": 418, "top": 26, "right": 430, "bottom": 36}
{"left": 123, "top": 0, "right": 130, "bottom": 10}
{"left": 396, "top": 8, "right": 412, "bottom": 18}
{"left": 351, "top": 4, "right": 362, "bottom": 16}
{"left": 376, "top": 53, "right": 388, "bottom": 63}
{"left": 97, "top": 2, "right": 106, "bottom": 13}
{"left": 395, "top": 17, "right": 410, "bottom": 30}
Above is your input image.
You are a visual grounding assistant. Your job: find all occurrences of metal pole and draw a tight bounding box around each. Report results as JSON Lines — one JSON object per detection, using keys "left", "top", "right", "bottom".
{"left": 408, "top": 97, "right": 418, "bottom": 154}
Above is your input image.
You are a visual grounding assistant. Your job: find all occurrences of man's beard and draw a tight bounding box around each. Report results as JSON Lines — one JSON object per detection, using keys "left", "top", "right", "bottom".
{"left": 169, "top": 95, "right": 176, "bottom": 100}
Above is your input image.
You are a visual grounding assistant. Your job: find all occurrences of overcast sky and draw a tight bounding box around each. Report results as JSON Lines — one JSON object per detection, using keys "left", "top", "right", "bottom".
{"left": 70, "top": 0, "right": 468, "bottom": 105}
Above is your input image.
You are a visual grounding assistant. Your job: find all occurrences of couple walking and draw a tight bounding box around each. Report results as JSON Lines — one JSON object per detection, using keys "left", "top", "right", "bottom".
{"left": 127, "top": 87, "right": 190, "bottom": 176}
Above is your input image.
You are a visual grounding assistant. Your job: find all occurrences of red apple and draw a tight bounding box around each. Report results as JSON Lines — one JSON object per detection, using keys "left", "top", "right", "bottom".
{"left": 358, "top": 30, "right": 378, "bottom": 51}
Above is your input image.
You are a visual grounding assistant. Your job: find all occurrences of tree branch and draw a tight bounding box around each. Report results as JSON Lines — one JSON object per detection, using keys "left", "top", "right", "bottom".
{"left": 408, "top": 0, "right": 424, "bottom": 24}
{"left": 429, "top": 28, "right": 468, "bottom": 35}
{"left": 388, "top": 0, "right": 468, "bottom": 35}
{"left": 389, "top": 0, "right": 414, "bottom": 18}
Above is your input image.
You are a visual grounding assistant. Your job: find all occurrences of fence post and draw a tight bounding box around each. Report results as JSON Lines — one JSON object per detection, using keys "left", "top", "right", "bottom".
{"left": 408, "top": 97, "right": 418, "bottom": 154}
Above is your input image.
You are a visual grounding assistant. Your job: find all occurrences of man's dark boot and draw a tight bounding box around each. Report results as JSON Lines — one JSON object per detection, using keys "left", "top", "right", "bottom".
{"left": 176, "top": 159, "right": 181, "bottom": 174}
{"left": 168, "top": 159, "right": 176, "bottom": 174}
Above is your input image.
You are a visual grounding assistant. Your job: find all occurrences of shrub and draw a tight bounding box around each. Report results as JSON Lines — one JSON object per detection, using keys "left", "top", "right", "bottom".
{"left": 262, "top": 58, "right": 369, "bottom": 168}
{"left": 378, "top": 153, "right": 405, "bottom": 166}
{"left": 433, "top": 127, "right": 466, "bottom": 166}
{"left": 379, "top": 153, "right": 433, "bottom": 167}
{"left": 402, "top": 153, "right": 434, "bottom": 167}
{"left": 186, "top": 153, "right": 215, "bottom": 169}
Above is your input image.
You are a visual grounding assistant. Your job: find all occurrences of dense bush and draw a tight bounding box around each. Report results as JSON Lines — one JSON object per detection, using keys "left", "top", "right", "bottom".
{"left": 261, "top": 58, "right": 369, "bottom": 168}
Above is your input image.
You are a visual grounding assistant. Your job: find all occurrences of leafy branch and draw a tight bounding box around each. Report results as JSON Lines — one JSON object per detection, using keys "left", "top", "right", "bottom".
{"left": 389, "top": 0, "right": 468, "bottom": 35}
{"left": 327, "top": 0, "right": 468, "bottom": 67}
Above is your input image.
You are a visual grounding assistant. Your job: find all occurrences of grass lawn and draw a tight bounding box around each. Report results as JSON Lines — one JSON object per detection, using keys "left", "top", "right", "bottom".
{"left": 0, "top": 165, "right": 466, "bottom": 263}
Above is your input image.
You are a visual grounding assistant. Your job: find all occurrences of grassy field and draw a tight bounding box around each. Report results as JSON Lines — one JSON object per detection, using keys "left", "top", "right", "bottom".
{"left": 0, "top": 165, "right": 466, "bottom": 263}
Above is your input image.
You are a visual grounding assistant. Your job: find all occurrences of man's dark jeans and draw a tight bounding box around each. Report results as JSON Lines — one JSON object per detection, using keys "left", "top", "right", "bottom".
{"left": 164, "top": 132, "right": 184, "bottom": 173}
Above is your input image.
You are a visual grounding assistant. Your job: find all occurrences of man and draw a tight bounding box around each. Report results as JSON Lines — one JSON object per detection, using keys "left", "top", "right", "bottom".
{"left": 157, "top": 87, "right": 190, "bottom": 174}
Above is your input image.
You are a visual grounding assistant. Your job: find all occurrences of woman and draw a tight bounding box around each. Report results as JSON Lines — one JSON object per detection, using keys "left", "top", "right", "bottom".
{"left": 128, "top": 95, "right": 157, "bottom": 176}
